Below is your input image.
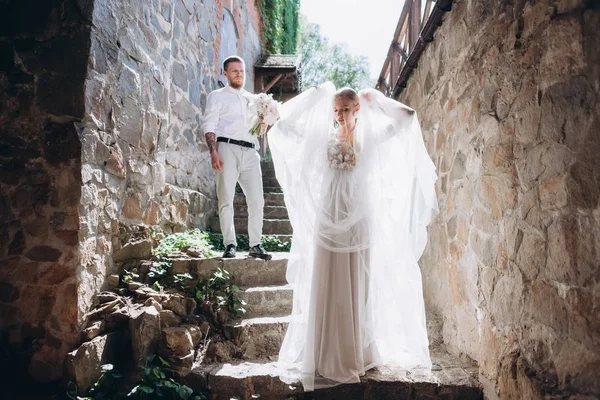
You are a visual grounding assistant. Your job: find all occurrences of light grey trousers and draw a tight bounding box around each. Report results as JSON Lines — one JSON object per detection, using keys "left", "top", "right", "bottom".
{"left": 216, "top": 142, "right": 264, "bottom": 247}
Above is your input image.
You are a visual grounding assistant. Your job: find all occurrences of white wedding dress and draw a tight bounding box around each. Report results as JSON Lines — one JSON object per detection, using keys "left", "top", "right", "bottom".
{"left": 268, "top": 82, "right": 438, "bottom": 391}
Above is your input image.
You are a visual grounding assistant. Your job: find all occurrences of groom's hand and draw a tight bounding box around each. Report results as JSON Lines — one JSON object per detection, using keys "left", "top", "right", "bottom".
{"left": 211, "top": 151, "right": 224, "bottom": 172}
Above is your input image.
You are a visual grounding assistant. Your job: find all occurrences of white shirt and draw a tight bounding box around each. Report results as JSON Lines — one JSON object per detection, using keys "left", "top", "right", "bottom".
{"left": 202, "top": 85, "right": 259, "bottom": 147}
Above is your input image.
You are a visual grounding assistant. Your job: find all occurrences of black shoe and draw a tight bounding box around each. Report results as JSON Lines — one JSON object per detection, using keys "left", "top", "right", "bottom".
{"left": 249, "top": 243, "right": 272, "bottom": 261}
{"left": 222, "top": 244, "right": 236, "bottom": 258}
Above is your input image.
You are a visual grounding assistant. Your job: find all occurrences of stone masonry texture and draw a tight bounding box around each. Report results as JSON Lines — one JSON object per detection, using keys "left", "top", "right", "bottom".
{"left": 0, "top": 0, "right": 261, "bottom": 383}
{"left": 399, "top": 0, "right": 600, "bottom": 398}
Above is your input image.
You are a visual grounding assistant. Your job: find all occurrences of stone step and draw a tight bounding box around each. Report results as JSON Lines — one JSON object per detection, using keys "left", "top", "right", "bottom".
{"left": 262, "top": 168, "right": 278, "bottom": 180}
{"left": 239, "top": 285, "right": 293, "bottom": 318}
{"left": 235, "top": 192, "right": 285, "bottom": 207}
{"left": 171, "top": 253, "right": 289, "bottom": 287}
{"left": 262, "top": 176, "right": 281, "bottom": 189}
{"left": 185, "top": 347, "right": 483, "bottom": 400}
{"left": 261, "top": 219, "right": 292, "bottom": 235}
{"left": 209, "top": 217, "right": 292, "bottom": 235}
{"left": 263, "top": 186, "right": 283, "bottom": 194}
{"left": 223, "top": 315, "right": 290, "bottom": 360}
{"left": 234, "top": 205, "right": 289, "bottom": 219}
{"left": 261, "top": 161, "right": 275, "bottom": 172}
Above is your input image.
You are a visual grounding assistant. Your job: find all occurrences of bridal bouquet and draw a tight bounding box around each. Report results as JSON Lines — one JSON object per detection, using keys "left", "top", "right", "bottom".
{"left": 249, "top": 93, "right": 280, "bottom": 136}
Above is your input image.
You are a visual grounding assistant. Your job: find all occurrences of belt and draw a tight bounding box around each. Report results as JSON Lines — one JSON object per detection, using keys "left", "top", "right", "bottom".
{"left": 217, "top": 137, "right": 255, "bottom": 149}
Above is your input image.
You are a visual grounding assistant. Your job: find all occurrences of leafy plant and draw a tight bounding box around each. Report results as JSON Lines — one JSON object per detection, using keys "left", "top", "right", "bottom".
{"left": 128, "top": 354, "right": 207, "bottom": 400}
{"left": 207, "top": 232, "right": 290, "bottom": 252}
{"left": 257, "top": 0, "right": 300, "bottom": 54}
{"left": 152, "top": 230, "right": 215, "bottom": 258}
{"left": 147, "top": 261, "right": 171, "bottom": 282}
{"left": 67, "top": 364, "right": 124, "bottom": 400}
{"left": 174, "top": 273, "right": 193, "bottom": 292}
{"left": 261, "top": 235, "right": 291, "bottom": 252}
{"left": 122, "top": 269, "right": 140, "bottom": 284}
{"left": 193, "top": 268, "right": 246, "bottom": 319}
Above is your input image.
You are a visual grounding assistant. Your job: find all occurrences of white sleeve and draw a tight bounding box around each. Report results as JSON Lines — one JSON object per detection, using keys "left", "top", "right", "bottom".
{"left": 202, "top": 91, "right": 221, "bottom": 135}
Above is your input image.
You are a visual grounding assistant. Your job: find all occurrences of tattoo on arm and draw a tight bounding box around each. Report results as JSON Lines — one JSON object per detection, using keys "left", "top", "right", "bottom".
{"left": 205, "top": 132, "right": 217, "bottom": 154}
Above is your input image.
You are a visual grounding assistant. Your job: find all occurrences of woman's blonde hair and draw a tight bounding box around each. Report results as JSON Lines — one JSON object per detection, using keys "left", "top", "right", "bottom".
{"left": 334, "top": 87, "right": 359, "bottom": 104}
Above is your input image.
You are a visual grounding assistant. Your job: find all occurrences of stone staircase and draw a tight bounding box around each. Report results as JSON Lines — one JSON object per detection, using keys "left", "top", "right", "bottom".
{"left": 179, "top": 161, "right": 484, "bottom": 399}
{"left": 172, "top": 254, "right": 483, "bottom": 399}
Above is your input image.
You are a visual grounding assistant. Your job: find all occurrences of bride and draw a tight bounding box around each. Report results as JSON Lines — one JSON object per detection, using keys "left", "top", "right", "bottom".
{"left": 267, "top": 82, "right": 438, "bottom": 391}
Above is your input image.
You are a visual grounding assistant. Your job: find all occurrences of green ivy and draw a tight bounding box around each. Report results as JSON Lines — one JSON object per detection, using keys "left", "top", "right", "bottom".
{"left": 152, "top": 230, "right": 215, "bottom": 258}
{"left": 258, "top": 0, "right": 300, "bottom": 54}
{"left": 68, "top": 358, "right": 209, "bottom": 400}
{"left": 193, "top": 268, "right": 247, "bottom": 319}
{"left": 207, "top": 232, "right": 291, "bottom": 252}
{"left": 128, "top": 355, "right": 207, "bottom": 399}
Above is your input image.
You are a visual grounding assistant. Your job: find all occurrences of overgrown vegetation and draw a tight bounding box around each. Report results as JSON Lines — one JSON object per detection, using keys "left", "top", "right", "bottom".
{"left": 207, "top": 232, "right": 291, "bottom": 252}
{"left": 129, "top": 355, "right": 207, "bottom": 399}
{"left": 258, "top": 0, "right": 300, "bottom": 54}
{"left": 152, "top": 229, "right": 215, "bottom": 258}
{"left": 193, "top": 268, "right": 246, "bottom": 320}
{"left": 68, "top": 357, "right": 209, "bottom": 400}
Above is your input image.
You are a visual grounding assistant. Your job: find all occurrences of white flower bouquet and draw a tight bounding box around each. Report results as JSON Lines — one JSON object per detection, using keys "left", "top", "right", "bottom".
{"left": 249, "top": 93, "right": 280, "bottom": 136}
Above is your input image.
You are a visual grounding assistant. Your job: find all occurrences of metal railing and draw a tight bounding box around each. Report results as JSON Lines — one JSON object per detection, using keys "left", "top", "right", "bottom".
{"left": 376, "top": 0, "right": 452, "bottom": 98}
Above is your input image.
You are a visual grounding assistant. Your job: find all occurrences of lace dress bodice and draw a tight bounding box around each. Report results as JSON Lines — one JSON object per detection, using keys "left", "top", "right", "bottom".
{"left": 327, "top": 136, "right": 358, "bottom": 170}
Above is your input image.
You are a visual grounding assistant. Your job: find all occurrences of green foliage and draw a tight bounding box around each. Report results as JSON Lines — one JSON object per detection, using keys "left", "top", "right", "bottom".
{"left": 258, "top": 0, "right": 300, "bottom": 54}
{"left": 193, "top": 268, "right": 247, "bottom": 318}
{"left": 67, "top": 364, "right": 124, "bottom": 400}
{"left": 68, "top": 358, "right": 208, "bottom": 400}
{"left": 261, "top": 235, "right": 291, "bottom": 252}
{"left": 147, "top": 261, "right": 171, "bottom": 282}
{"left": 122, "top": 269, "right": 140, "bottom": 284}
{"left": 207, "top": 232, "right": 290, "bottom": 252}
{"left": 152, "top": 230, "right": 215, "bottom": 258}
{"left": 128, "top": 354, "right": 207, "bottom": 400}
{"left": 174, "top": 273, "right": 193, "bottom": 292}
{"left": 298, "top": 16, "right": 372, "bottom": 90}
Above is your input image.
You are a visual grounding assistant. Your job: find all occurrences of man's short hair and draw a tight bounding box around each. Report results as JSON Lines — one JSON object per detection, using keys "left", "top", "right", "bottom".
{"left": 223, "top": 55, "right": 245, "bottom": 71}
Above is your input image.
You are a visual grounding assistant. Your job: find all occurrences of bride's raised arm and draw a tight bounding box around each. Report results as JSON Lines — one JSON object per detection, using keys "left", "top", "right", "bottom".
{"left": 271, "top": 82, "right": 336, "bottom": 140}
{"left": 357, "top": 88, "right": 416, "bottom": 142}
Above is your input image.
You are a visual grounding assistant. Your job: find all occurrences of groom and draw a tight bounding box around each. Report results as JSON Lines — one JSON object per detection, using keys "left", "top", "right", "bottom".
{"left": 203, "top": 55, "right": 272, "bottom": 260}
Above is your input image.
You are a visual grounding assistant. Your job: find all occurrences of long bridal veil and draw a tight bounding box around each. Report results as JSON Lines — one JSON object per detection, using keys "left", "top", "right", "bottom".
{"left": 268, "top": 82, "right": 438, "bottom": 390}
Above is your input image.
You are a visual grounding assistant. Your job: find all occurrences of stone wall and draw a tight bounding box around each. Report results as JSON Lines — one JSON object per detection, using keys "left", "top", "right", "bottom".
{"left": 0, "top": 0, "right": 262, "bottom": 383}
{"left": 78, "top": 0, "right": 262, "bottom": 381}
{"left": 400, "top": 0, "right": 599, "bottom": 398}
{"left": 0, "top": 0, "right": 89, "bottom": 382}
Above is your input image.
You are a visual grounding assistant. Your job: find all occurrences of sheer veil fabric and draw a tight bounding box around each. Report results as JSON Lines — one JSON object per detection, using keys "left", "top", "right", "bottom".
{"left": 268, "top": 82, "right": 438, "bottom": 391}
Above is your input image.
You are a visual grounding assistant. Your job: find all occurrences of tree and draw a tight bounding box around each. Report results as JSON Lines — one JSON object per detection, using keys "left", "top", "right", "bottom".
{"left": 298, "top": 17, "right": 372, "bottom": 91}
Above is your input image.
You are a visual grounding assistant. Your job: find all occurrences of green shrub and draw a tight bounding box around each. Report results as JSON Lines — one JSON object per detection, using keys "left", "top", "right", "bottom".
{"left": 258, "top": 0, "right": 300, "bottom": 54}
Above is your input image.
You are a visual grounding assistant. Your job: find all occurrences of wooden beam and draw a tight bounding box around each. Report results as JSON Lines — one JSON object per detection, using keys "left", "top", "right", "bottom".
{"left": 394, "top": 42, "right": 409, "bottom": 61}
{"left": 409, "top": 0, "right": 422, "bottom": 53}
{"left": 377, "top": 0, "right": 412, "bottom": 84}
{"left": 263, "top": 73, "right": 284, "bottom": 93}
{"left": 423, "top": 0, "right": 433, "bottom": 24}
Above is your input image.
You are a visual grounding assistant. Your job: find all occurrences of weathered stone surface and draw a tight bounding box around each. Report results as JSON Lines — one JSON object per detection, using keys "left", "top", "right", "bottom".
{"left": 82, "top": 320, "right": 105, "bottom": 341}
{"left": 398, "top": 2, "right": 600, "bottom": 399}
{"left": 25, "top": 246, "right": 62, "bottom": 261}
{"left": 224, "top": 315, "right": 289, "bottom": 360}
{"left": 112, "top": 239, "right": 152, "bottom": 262}
{"left": 129, "top": 306, "right": 161, "bottom": 365}
{"left": 187, "top": 347, "right": 482, "bottom": 400}
{"left": 163, "top": 293, "right": 196, "bottom": 317}
{"left": 160, "top": 327, "right": 194, "bottom": 356}
{"left": 66, "top": 333, "right": 119, "bottom": 392}
{"left": 159, "top": 309, "right": 181, "bottom": 328}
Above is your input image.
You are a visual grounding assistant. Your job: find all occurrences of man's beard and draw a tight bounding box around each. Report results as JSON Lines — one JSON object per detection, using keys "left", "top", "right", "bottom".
{"left": 229, "top": 79, "right": 243, "bottom": 89}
